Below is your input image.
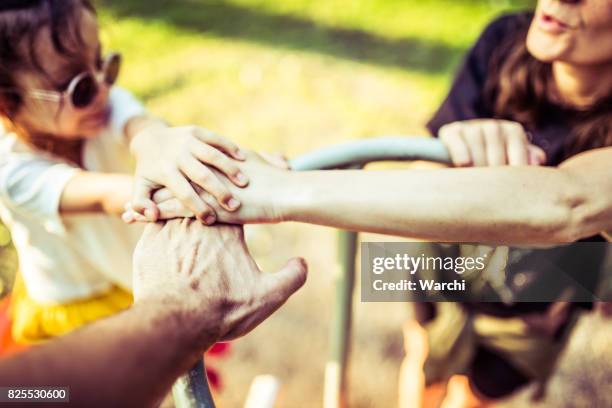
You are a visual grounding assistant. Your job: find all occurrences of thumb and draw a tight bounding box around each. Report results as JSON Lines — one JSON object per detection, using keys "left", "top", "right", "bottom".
{"left": 132, "top": 177, "right": 160, "bottom": 221}
{"left": 261, "top": 257, "right": 308, "bottom": 304}
{"left": 221, "top": 258, "right": 308, "bottom": 341}
{"left": 157, "top": 199, "right": 195, "bottom": 220}
{"left": 527, "top": 144, "right": 546, "bottom": 166}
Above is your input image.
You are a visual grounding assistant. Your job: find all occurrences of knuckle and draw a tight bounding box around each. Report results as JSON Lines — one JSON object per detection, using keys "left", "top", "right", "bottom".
{"left": 195, "top": 171, "right": 212, "bottom": 184}
{"left": 162, "top": 164, "right": 177, "bottom": 176}
{"left": 506, "top": 121, "right": 524, "bottom": 134}
{"left": 196, "top": 210, "right": 209, "bottom": 220}
{"left": 453, "top": 156, "right": 471, "bottom": 166}
{"left": 225, "top": 163, "right": 241, "bottom": 176}
{"left": 218, "top": 190, "right": 232, "bottom": 202}
{"left": 203, "top": 130, "right": 219, "bottom": 142}
{"left": 439, "top": 126, "right": 459, "bottom": 140}
{"left": 175, "top": 190, "right": 193, "bottom": 202}
{"left": 482, "top": 120, "right": 498, "bottom": 132}
{"left": 194, "top": 146, "right": 214, "bottom": 162}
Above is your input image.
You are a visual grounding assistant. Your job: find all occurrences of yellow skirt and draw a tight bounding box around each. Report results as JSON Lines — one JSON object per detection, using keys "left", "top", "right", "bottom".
{"left": 9, "top": 274, "right": 133, "bottom": 344}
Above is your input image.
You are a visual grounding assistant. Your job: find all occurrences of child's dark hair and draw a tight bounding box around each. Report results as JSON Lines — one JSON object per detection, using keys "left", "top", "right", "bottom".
{"left": 0, "top": 0, "right": 95, "bottom": 120}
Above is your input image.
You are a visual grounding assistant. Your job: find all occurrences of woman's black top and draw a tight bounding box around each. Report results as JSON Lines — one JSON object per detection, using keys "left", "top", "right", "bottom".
{"left": 426, "top": 13, "right": 576, "bottom": 166}
{"left": 425, "top": 13, "right": 607, "bottom": 317}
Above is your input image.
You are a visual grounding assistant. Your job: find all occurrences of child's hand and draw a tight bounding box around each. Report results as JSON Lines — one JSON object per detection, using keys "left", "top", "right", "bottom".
{"left": 122, "top": 196, "right": 189, "bottom": 223}
{"left": 129, "top": 124, "right": 249, "bottom": 224}
{"left": 123, "top": 188, "right": 193, "bottom": 223}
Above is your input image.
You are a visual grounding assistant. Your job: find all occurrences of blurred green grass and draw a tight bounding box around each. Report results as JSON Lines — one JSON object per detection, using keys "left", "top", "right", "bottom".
{"left": 96, "top": 0, "right": 530, "bottom": 153}
{"left": 3, "top": 2, "right": 610, "bottom": 408}
{"left": 2, "top": 0, "right": 533, "bottom": 297}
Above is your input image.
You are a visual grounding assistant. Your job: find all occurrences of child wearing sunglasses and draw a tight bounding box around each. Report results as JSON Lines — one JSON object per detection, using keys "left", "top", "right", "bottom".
{"left": 0, "top": 0, "right": 248, "bottom": 345}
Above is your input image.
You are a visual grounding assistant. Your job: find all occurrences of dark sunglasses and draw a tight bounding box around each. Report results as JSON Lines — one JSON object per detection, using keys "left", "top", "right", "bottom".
{"left": 1, "top": 52, "right": 121, "bottom": 110}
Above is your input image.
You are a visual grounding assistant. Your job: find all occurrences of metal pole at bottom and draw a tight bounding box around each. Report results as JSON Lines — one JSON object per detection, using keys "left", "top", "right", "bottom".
{"left": 172, "top": 358, "right": 215, "bottom": 408}
{"left": 323, "top": 230, "right": 358, "bottom": 408}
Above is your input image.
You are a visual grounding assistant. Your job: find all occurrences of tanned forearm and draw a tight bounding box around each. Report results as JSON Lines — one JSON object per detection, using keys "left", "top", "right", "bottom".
{"left": 282, "top": 148, "right": 612, "bottom": 244}
{"left": 0, "top": 302, "right": 207, "bottom": 407}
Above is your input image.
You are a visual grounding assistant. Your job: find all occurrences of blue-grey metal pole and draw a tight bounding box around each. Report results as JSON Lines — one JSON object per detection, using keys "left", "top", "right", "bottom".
{"left": 290, "top": 136, "right": 450, "bottom": 171}
{"left": 323, "top": 229, "right": 358, "bottom": 408}
{"left": 291, "top": 136, "right": 450, "bottom": 408}
{"left": 172, "top": 358, "right": 215, "bottom": 408}
{"left": 172, "top": 137, "right": 450, "bottom": 408}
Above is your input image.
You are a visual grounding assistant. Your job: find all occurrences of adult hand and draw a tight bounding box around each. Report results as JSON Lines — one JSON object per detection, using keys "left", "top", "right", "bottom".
{"left": 129, "top": 124, "right": 249, "bottom": 224}
{"left": 124, "top": 151, "right": 292, "bottom": 224}
{"left": 439, "top": 119, "right": 546, "bottom": 167}
{"left": 132, "top": 218, "right": 307, "bottom": 348}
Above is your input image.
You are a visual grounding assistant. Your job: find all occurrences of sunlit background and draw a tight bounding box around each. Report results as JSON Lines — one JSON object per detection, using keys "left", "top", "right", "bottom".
{"left": 1, "top": 1, "right": 610, "bottom": 407}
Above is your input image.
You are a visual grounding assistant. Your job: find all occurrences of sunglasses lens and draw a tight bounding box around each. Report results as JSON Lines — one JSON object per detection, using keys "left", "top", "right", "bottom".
{"left": 71, "top": 74, "right": 98, "bottom": 108}
{"left": 104, "top": 54, "right": 121, "bottom": 85}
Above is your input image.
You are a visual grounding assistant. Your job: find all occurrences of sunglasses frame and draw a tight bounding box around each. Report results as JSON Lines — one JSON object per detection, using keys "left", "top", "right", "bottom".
{"left": 0, "top": 52, "right": 122, "bottom": 110}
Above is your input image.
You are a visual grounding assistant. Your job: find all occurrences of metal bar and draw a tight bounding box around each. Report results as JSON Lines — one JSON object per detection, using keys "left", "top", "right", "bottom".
{"left": 292, "top": 137, "right": 450, "bottom": 408}
{"left": 324, "top": 230, "right": 358, "bottom": 408}
{"left": 173, "top": 136, "right": 450, "bottom": 408}
{"left": 290, "top": 136, "right": 450, "bottom": 171}
{"left": 172, "top": 359, "right": 215, "bottom": 408}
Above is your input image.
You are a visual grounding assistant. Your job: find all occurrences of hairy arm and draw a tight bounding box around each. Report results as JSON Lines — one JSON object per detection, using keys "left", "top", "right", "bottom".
{"left": 0, "top": 220, "right": 307, "bottom": 407}
{"left": 0, "top": 302, "right": 205, "bottom": 408}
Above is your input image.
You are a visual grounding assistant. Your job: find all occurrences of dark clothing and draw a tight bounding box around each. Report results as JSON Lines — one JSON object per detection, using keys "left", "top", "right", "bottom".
{"left": 426, "top": 12, "right": 575, "bottom": 166}
{"left": 421, "top": 13, "right": 608, "bottom": 398}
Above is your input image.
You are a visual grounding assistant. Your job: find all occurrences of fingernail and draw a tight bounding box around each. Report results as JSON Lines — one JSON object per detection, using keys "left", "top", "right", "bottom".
{"left": 235, "top": 150, "right": 246, "bottom": 160}
{"left": 227, "top": 197, "right": 241, "bottom": 211}
{"left": 204, "top": 215, "right": 216, "bottom": 225}
{"left": 297, "top": 257, "right": 307, "bottom": 268}
{"left": 235, "top": 172, "right": 248, "bottom": 185}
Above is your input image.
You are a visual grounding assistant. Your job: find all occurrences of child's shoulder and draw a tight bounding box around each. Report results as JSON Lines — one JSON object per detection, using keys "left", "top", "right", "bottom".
{"left": 108, "top": 86, "right": 147, "bottom": 136}
{"left": 0, "top": 127, "right": 36, "bottom": 156}
{"left": 0, "top": 126, "right": 75, "bottom": 168}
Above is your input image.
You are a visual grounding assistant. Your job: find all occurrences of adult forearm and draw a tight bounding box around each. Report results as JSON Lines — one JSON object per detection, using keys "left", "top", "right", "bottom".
{"left": 0, "top": 302, "right": 207, "bottom": 407}
{"left": 283, "top": 166, "right": 581, "bottom": 244}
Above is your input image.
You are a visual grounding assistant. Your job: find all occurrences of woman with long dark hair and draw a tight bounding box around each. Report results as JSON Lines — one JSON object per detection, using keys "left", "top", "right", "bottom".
{"left": 125, "top": 0, "right": 611, "bottom": 405}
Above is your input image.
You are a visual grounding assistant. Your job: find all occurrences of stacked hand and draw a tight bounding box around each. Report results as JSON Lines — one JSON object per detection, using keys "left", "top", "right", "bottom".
{"left": 133, "top": 218, "right": 307, "bottom": 348}
{"left": 124, "top": 150, "right": 291, "bottom": 225}
{"left": 129, "top": 124, "right": 250, "bottom": 224}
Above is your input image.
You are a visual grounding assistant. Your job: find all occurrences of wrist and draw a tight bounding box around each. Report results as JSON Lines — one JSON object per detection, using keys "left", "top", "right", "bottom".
{"left": 128, "top": 119, "right": 168, "bottom": 156}
{"left": 276, "top": 171, "right": 315, "bottom": 223}
{"left": 99, "top": 174, "right": 134, "bottom": 214}
{"left": 135, "top": 298, "right": 218, "bottom": 355}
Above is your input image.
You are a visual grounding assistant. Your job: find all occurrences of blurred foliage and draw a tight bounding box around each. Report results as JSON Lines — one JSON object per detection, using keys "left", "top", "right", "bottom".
{"left": 1, "top": 0, "right": 531, "bottom": 294}
{"left": 93, "top": 0, "right": 531, "bottom": 154}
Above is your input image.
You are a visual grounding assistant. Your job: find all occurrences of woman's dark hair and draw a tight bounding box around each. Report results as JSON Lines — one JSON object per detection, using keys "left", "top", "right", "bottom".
{"left": 484, "top": 14, "right": 612, "bottom": 158}
{"left": 0, "top": 0, "right": 95, "bottom": 120}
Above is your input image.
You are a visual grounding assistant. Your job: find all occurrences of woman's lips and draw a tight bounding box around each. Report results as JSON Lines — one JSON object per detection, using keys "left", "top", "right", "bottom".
{"left": 537, "top": 11, "right": 575, "bottom": 34}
